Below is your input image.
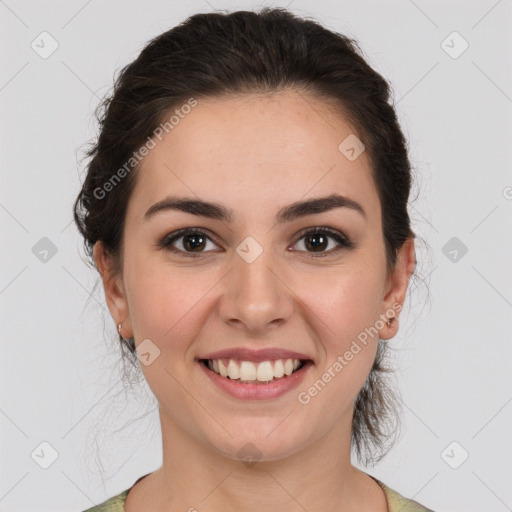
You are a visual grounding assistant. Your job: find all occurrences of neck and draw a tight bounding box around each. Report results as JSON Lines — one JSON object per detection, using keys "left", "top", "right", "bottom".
{"left": 125, "top": 405, "right": 386, "bottom": 512}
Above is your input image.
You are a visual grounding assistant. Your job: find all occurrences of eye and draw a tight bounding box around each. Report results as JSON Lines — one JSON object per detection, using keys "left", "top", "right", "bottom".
{"left": 291, "top": 227, "right": 354, "bottom": 257}
{"left": 158, "top": 228, "right": 220, "bottom": 258}
{"left": 158, "top": 226, "right": 354, "bottom": 258}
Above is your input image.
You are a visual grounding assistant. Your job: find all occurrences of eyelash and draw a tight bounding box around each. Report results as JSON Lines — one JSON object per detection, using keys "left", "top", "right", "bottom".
{"left": 157, "top": 227, "right": 355, "bottom": 258}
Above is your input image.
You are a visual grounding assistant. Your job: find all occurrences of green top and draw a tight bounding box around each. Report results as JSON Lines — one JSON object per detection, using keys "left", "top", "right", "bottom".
{"left": 83, "top": 473, "right": 435, "bottom": 511}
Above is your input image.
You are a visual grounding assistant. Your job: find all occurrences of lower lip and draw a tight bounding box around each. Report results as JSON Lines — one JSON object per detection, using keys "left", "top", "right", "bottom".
{"left": 198, "top": 360, "right": 313, "bottom": 400}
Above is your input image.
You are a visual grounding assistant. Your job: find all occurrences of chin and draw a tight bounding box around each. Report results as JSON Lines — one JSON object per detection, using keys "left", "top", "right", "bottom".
{"left": 207, "top": 423, "right": 307, "bottom": 464}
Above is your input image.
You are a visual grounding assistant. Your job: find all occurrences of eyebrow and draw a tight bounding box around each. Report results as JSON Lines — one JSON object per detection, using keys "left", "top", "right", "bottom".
{"left": 144, "top": 193, "right": 367, "bottom": 223}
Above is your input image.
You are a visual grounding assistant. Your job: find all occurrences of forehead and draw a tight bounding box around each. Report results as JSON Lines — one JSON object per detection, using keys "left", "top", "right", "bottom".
{"left": 128, "top": 90, "right": 379, "bottom": 225}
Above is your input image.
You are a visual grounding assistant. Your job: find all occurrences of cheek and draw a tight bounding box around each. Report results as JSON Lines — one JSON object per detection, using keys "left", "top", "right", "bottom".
{"left": 297, "top": 266, "right": 384, "bottom": 394}
{"left": 304, "top": 265, "right": 383, "bottom": 338}
{"left": 124, "top": 256, "right": 216, "bottom": 346}
{"left": 126, "top": 248, "right": 384, "bottom": 351}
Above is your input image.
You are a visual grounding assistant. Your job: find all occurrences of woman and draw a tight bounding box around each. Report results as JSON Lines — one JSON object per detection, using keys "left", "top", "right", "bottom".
{"left": 75, "top": 7, "right": 434, "bottom": 511}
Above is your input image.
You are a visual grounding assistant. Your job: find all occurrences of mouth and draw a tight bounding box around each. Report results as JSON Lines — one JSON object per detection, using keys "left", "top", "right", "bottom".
{"left": 198, "top": 357, "right": 311, "bottom": 384}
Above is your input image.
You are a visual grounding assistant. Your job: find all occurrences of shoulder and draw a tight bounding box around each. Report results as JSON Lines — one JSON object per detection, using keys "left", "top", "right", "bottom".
{"left": 82, "top": 472, "right": 151, "bottom": 511}
{"left": 82, "top": 474, "right": 438, "bottom": 512}
{"left": 374, "top": 478, "right": 436, "bottom": 512}
{"left": 81, "top": 489, "right": 129, "bottom": 512}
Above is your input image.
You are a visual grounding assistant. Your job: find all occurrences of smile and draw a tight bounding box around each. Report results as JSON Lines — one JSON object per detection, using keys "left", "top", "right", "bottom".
{"left": 198, "top": 358, "right": 313, "bottom": 400}
{"left": 202, "top": 358, "right": 304, "bottom": 383}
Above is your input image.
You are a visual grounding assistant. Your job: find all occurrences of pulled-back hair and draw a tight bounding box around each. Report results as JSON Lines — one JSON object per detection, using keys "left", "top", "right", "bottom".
{"left": 74, "top": 7, "right": 421, "bottom": 466}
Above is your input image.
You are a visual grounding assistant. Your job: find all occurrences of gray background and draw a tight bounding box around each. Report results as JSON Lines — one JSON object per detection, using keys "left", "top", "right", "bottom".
{"left": 1, "top": 1, "right": 511, "bottom": 511}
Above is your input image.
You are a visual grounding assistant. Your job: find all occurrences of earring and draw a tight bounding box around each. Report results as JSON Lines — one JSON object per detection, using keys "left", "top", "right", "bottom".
{"left": 118, "top": 323, "right": 136, "bottom": 351}
{"left": 386, "top": 317, "right": 396, "bottom": 328}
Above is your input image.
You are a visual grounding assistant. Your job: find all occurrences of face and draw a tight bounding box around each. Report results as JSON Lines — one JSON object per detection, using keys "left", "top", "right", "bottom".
{"left": 95, "top": 90, "right": 414, "bottom": 463}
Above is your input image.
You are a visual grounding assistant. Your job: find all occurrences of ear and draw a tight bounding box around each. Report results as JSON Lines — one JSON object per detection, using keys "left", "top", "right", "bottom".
{"left": 379, "top": 236, "right": 416, "bottom": 340}
{"left": 93, "top": 241, "right": 132, "bottom": 338}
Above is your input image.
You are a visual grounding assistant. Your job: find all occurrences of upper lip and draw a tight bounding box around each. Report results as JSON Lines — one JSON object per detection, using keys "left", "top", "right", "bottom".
{"left": 197, "top": 348, "right": 313, "bottom": 363}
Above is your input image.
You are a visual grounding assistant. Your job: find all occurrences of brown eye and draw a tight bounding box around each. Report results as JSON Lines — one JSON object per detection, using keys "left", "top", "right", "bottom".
{"left": 158, "top": 226, "right": 354, "bottom": 259}
{"left": 159, "top": 228, "right": 219, "bottom": 257}
{"left": 181, "top": 232, "right": 207, "bottom": 252}
{"left": 292, "top": 227, "right": 354, "bottom": 257}
{"left": 303, "top": 232, "right": 329, "bottom": 252}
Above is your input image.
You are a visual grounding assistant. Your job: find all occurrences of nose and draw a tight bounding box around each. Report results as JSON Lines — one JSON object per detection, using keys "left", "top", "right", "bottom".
{"left": 218, "top": 249, "right": 293, "bottom": 334}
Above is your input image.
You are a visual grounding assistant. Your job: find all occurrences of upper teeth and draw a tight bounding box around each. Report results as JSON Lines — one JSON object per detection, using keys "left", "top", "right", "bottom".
{"left": 207, "top": 358, "right": 302, "bottom": 382}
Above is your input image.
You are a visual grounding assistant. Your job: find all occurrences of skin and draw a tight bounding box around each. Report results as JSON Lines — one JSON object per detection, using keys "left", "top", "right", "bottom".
{"left": 94, "top": 89, "right": 416, "bottom": 512}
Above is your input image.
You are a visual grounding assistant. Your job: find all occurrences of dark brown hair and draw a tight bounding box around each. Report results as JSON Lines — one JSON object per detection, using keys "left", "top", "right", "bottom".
{"left": 74, "top": 7, "right": 422, "bottom": 466}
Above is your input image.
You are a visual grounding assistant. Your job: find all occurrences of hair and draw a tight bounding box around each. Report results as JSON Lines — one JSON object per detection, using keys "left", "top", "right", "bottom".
{"left": 74, "top": 6, "right": 425, "bottom": 467}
